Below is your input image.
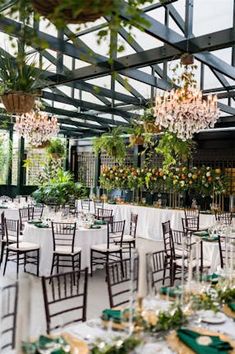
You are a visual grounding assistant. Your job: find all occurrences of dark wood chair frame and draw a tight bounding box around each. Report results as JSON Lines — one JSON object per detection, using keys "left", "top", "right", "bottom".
{"left": 19, "top": 206, "right": 34, "bottom": 232}
{"left": 42, "top": 268, "right": 88, "bottom": 334}
{"left": 1, "top": 282, "right": 18, "bottom": 351}
{"left": 146, "top": 250, "right": 171, "bottom": 292}
{"left": 106, "top": 257, "right": 139, "bottom": 308}
{"left": 97, "top": 208, "right": 113, "bottom": 223}
{"left": 50, "top": 222, "right": 81, "bottom": 277}
{"left": 81, "top": 199, "right": 91, "bottom": 212}
{"left": 90, "top": 220, "right": 125, "bottom": 276}
{"left": 215, "top": 211, "right": 233, "bottom": 225}
{"left": 3, "top": 218, "right": 40, "bottom": 277}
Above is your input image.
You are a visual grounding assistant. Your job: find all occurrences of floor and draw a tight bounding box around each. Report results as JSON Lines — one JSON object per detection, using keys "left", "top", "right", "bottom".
{"left": 0, "top": 237, "right": 163, "bottom": 343}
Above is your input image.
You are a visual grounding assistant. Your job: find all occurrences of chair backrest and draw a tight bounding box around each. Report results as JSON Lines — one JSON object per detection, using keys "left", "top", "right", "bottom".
{"left": 107, "top": 220, "right": 125, "bottom": 248}
{"left": 162, "top": 220, "right": 175, "bottom": 259}
{"left": 184, "top": 208, "right": 199, "bottom": 219}
{"left": 51, "top": 222, "right": 76, "bottom": 253}
{"left": 218, "top": 235, "right": 235, "bottom": 268}
{"left": 94, "top": 200, "right": 104, "bottom": 216}
{"left": 215, "top": 212, "right": 233, "bottom": 225}
{"left": 4, "top": 219, "right": 20, "bottom": 247}
{"left": 42, "top": 268, "right": 88, "bottom": 334}
{"left": 0, "top": 196, "right": 12, "bottom": 203}
{"left": 97, "top": 208, "right": 113, "bottom": 223}
{"left": 106, "top": 257, "right": 139, "bottom": 308}
{"left": 81, "top": 199, "right": 90, "bottom": 211}
{"left": 182, "top": 217, "right": 199, "bottom": 233}
{"left": 19, "top": 207, "right": 33, "bottom": 230}
{"left": 146, "top": 250, "right": 171, "bottom": 292}
{"left": 33, "top": 205, "right": 44, "bottom": 219}
{"left": 129, "top": 213, "right": 138, "bottom": 238}
{"left": 0, "top": 282, "right": 18, "bottom": 351}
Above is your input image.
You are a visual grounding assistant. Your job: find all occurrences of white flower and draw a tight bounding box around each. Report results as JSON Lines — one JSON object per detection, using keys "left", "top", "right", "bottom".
{"left": 206, "top": 172, "right": 211, "bottom": 177}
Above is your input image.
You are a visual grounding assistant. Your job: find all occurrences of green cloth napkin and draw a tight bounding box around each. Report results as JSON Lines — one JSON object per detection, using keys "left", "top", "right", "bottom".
{"left": 108, "top": 201, "right": 116, "bottom": 205}
{"left": 22, "top": 335, "right": 68, "bottom": 354}
{"left": 194, "top": 231, "right": 209, "bottom": 237}
{"left": 102, "top": 309, "right": 122, "bottom": 323}
{"left": 160, "top": 286, "right": 182, "bottom": 297}
{"left": 94, "top": 220, "right": 106, "bottom": 225}
{"left": 28, "top": 220, "right": 41, "bottom": 225}
{"left": 34, "top": 223, "right": 49, "bottom": 228}
{"left": 203, "top": 273, "right": 220, "bottom": 282}
{"left": 177, "top": 327, "right": 233, "bottom": 354}
{"left": 228, "top": 302, "right": 235, "bottom": 312}
{"left": 90, "top": 225, "right": 101, "bottom": 229}
{"left": 0, "top": 205, "right": 7, "bottom": 209}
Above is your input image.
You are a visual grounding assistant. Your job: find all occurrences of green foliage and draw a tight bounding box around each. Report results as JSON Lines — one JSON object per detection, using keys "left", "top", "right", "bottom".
{"left": 145, "top": 305, "right": 188, "bottom": 333}
{"left": 32, "top": 169, "right": 88, "bottom": 206}
{"left": 0, "top": 54, "right": 40, "bottom": 95}
{"left": 155, "top": 132, "right": 195, "bottom": 172}
{"left": 93, "top": 127, "right": 126, "bottom": 162}
{"left": 4, "top": 0, "right": 153, "bottom": 57}
{"left": 46, "top": 139, "right": 65, "bottom": 159}
{"left": 0, "top": 133, "right": 12, "bottom": 184}
{"left": 91, "top": 336, "right": 141, "bottom": 354}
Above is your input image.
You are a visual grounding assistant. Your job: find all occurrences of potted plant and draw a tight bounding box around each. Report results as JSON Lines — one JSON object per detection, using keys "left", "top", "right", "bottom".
{"left": 46, "top": 139, "right": 65, "bottom": 159}
{"left": 93, "top": 127, "right": 126, "bottom": 162}
{"left": 142, "top": 108, "right": 161, "bottom": 134}
{"left": 32, "top": 169, "right": 88, "bottom": 206}
{"left": 0, "top": 55, "right": 40, "bottom": 114}
{"left": 129, "top": 123, "right": 145, "bottom": 146}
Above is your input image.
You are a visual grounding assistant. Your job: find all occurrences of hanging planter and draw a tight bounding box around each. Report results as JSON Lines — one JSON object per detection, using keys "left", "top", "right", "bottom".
{"left": 32, "top": 0, "right": 113, "bottom": 24}
{"left": 33, "top": 141, "right": 50, "bottom": 149}
{"left": 129, "top": 135, "right": 144, "bottom": 146}
{"left": 46, "top": 139, "right": 65, "bottom": 159}
{"left": 143, "top": 122, "right": 161, "bottom": 134}
{"left": 1, "top": 92, "right": 35, "bottom": 114}
{"left": 0, "top": 55, "right": 41, "bottom": 114}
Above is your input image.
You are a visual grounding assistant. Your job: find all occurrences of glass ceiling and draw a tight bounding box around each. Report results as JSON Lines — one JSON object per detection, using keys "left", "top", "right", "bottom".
{"left": 0, "top": 0, "right": 234, "bottom": 137}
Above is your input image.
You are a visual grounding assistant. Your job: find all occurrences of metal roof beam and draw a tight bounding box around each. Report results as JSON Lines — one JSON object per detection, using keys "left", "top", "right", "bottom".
{"left": 42, "top": 91, "right": 136, "bottom": 120}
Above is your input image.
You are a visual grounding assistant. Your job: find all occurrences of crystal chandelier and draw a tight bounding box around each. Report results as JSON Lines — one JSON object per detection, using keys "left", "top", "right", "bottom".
{"left": 14, "top": 110, "right": 59, "bottom": 146}
{"left": 153, "top": 57, "right": 220, "bottom": 141}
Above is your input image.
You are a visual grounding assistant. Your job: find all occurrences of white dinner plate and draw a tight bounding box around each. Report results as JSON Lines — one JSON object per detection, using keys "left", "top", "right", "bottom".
{"left": 200, "top": 310, "right": 227, "bottom": 324}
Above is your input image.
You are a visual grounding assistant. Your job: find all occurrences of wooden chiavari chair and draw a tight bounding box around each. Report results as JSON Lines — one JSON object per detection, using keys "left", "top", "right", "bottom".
{"left": 81, "top": 199, "right": 91, "bottom": 212}
{"left": 97, "top": 208, "right": 113, "bottom": 223}
{"left": 215, "top": 211, "right": 233, "bottom": 226}
{"left": 146, "top": 250, "right": 171, "bottom": 291}
{"left": 50, "top": 222, "right": 81, "bottom": 277}
{"left": 19, "top": 207, "right": 34, "bottom": 232}
{"left": 106, "top": 257, "right": 139, "bottom": 308}
{"left": 3, "top": 218, "right": 40, "bottom": 277}
{"left": 0, "top": 282, "right": 18, "bottom": 351}
{"left": 42, "top": 268, "right": 88, "bottom": 334}
{"left": 90, "top": 220, "right": 125, "bottom": 276}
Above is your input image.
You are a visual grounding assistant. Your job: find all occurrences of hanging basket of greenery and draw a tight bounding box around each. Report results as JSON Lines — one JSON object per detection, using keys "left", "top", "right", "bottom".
{"left": 32, "top": 0, "right": 113, "bottom": 25}
{"left": 1, "top": 92, "right": 35, "bottom": 114}
{"left": 0, "top": 55, "right": 41, "bottom": 114}
{"left": 129, "top": 135, "right": 144, "bottom": 146}
{"left": 46, "top": 139, "right": 65, "bottom": 159}
{"left": 32, "top": 141, "right": 50, "bottom": 149}
{"left": 143, "top": 122, "right": 161, "bottom": 134}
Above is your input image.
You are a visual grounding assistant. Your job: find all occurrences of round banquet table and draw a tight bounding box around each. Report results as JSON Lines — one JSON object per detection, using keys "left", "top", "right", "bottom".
{"left": 23, "top": 223, "right": 107, "bottom": 276}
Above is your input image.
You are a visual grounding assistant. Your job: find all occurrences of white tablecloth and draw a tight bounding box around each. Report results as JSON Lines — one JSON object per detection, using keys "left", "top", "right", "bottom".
{"left": 0, "top": 207, "right": 20, "bottom": 220}
{"left": 23, "top": 223, "right": 107, "bottom": 276}
{"left": 101, "top": 204, "right": 215, "bottom": 241}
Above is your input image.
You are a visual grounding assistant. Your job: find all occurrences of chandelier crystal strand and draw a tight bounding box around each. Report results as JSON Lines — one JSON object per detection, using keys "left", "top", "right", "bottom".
{"left": 154, "top": 66, "right": 220, "bottom": 141}
{"left": 14, "top": 111, "right": 59, "bottom": 146}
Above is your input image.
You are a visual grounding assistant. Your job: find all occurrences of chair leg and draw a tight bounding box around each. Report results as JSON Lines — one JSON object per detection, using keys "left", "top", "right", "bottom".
{"left": 16, "top": 253, "right": 20, "bottom": 278}
{"left": 36, "top": 250, "right": 40, "bottom": 277}
{"left": 24, "top": 253, "right": 27, "bottom": 273}
{"left": 79, "top": 252, "right": 81, "bottom": 271}
{"left": 3, "top": 248, "right": 8, "bottom": 275}
{"left": 56, "top": 255, "right": 59, "bottom": 274}
{"left": 72, "top": 256, "right": 76, "bottom": 285}
{"left": 50, "top": 254, "right": 55, "bottom": 277}
{"left": 90, "top": 250, "right": 93, "bottom": 277}
{"left": 163, "top": 257, "right": 168, "bottom": 285}
{"left": 0, "top": 242, "right": 5, "bottom": 266}
{"left": 119, "top": 251, "right": 124, "bottom": 277}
